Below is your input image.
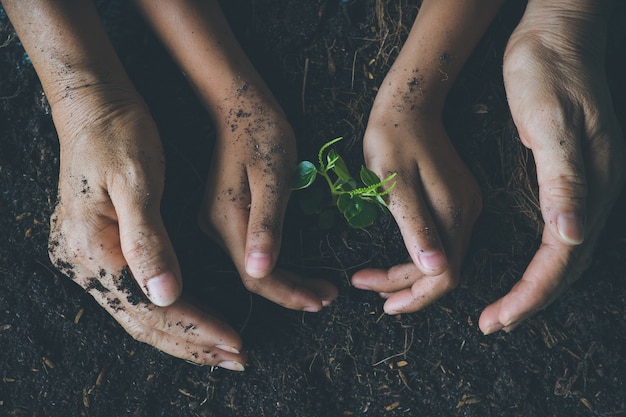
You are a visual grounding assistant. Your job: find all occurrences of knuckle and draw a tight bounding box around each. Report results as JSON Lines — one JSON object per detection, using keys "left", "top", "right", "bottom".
{"left": 248, "top": 218, "right": 281, "bottom": 243}
{"left": 124, "top": 321, "right": 154, "bottom": 345}
{"left": 122, "top": 231, "right": 169, "bottom": 275}
{"left": 541, "top": 174, "right": 588, "bottom": 201}
{"left": 124, "top": 309, "right": 168, "bottom": 345}
{"left": 441, "top": 274, "right": 460, "bottom": 293}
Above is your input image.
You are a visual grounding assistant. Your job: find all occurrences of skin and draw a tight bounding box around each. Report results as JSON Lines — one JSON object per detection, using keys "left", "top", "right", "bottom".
{"left": 2, "top": 0, "right": 337, "bottom": 369}
{"left": 479, "top": 0, "right": 626, "bottom": 334}
{"left": 354, "top": 0, "right": 626, "bottom": 334}
{"left": 132, "top": 0, "right": 338, "bottom": 313}
{"left": 352, "top": 0, "right": 503, "bottom": 313}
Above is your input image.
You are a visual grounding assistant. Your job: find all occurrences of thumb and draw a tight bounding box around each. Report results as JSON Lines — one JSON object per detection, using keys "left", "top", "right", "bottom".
{"left": 244, "top": 175, "right": 288, "bottom": 279}
{"left": 116, "top": 197, "right": 183, "bottom": 307}
{"left": 529, "top": 122, "right": 587, "bottom": 246}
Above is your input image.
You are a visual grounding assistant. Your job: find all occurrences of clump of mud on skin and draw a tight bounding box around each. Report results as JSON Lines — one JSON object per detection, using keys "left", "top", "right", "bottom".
{"left": 115, "top": 265, "right": 150, "bottom": 306}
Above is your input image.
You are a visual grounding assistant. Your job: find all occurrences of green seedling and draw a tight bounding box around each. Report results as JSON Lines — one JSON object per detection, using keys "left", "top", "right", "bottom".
{"left": 292, "top": 137, "right": 396, "bottom": 228}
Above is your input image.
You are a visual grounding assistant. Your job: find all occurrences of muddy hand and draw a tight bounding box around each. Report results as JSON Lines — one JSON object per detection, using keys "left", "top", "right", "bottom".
{"left": 199, "top": 85, "right": 338, "bottom": 312}
{"left": 479, "top": 0, "right": 626, "bottom": 334}
{"left": 352, "top": 110, "right": 482, "bottom": 314}
{"left": 351, "top": 0, "right": 500, "bottom": 314}
{"left": 130, "top": 0, "right": 338, "bottom": 313}
{"left": 48, "top": 95, "right": 245, "bottom": 368}
{"left": 4, "top": 0, "right": 246, "bottom": 368}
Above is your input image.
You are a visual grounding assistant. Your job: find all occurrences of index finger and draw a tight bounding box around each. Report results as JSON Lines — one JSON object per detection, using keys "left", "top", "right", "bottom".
{"left": 478, "top": 228, "right": 592, "bottom": 335}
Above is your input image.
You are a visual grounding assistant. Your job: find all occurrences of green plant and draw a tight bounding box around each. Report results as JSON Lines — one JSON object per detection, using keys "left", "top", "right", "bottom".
{"left": 292, "top": 137, "right": 396, "bottom": 228}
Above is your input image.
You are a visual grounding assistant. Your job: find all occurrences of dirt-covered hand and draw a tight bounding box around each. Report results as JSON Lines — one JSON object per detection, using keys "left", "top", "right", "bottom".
{"left": 199, "top": 85, "right": 338, "bottom": 312}
{"left": 479, "top": 1, "right": 626, "bottom": 334}
{"left": 48, "top": 94, "right": 245, "bottom": 368}
{"left": 352, "top": 101, "right": 482, "bottom": 313}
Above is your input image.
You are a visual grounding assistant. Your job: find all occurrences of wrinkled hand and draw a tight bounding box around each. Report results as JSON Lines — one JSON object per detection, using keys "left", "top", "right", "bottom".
{"left": 352, "top": 97, "right": 482, "bottom": 313}
{"left": 49, "top": 94, "right": 245, "bottom": 368}
{"left": 199, "top": 85, "right": 338, "bottom": 312}
{"left": 479, "top": 5, "right": 626, "bottom": 334}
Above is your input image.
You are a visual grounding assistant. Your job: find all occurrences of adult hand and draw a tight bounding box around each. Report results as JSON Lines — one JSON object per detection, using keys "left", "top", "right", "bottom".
{"left": 49, "top": 93, "right": 245, "bottom": 369}
{"left": 479, "top": 0, "right": 626, "bottom": 334}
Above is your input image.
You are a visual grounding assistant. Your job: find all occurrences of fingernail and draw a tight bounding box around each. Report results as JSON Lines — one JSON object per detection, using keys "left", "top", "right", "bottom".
{"left": 218, "top": 361, "right": 245, "bottom": 372}
{"left": 321, "top": 298, "right": 333, "bottom": 307}
{"left": 146, "top": 272, "right": 180, "bottom": 307}
{"left": 482, "top": 323, "right": 504, "bottom": 336}
{"left": 417, "top": 251, "right": 446, "bottom": 271}
{"left": 557, "top": 213, "right": 584, "bottom": 245}
{"left": 303, "top": 305, "right": 321, "bottom": 313}
{"left": 216, "top": 344, "right": 241, "bottom": 354}
{"left": 246, "top": 252, "right": 272, "bottom": 278}
{"left": 352, "top": 281, "right": 371, "bottom": 291}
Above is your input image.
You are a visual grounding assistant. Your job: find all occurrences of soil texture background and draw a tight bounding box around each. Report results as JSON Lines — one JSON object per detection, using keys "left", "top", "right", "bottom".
{"left": 1, "top": 1, "right": 626, "bottom": 416}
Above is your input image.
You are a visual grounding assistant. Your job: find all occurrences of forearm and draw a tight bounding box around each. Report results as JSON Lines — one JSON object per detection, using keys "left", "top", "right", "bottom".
{"left": 1, "top": 0, "right": 139, "bottom": 139}
{"left": 385, "top": 0, "right": 504, "bottom": 112}
{"left": 133, "top": 0, "right": 275, "bottom": 115}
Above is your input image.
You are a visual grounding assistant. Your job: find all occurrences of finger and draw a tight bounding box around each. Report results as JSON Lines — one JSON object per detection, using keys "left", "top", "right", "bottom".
{"left": 244, "top": 169, "right": 289, "bottom": 278}
{"left": 214, "top": 197, "right": 338, "bottom": 311}
{"left": 244, "top": 268, "right": 339, "bottom": 311}
{"left": 508, "top": 84, "right": 588, "bottom": 246}
{"left": 367, "top": 159, "right": 447, "bottom": 275}
{"left": 352, "top": 263, "right": 421, "bottom": 294}
{"left": 478, "top": 229, "right": 589, "bottom": 335}
{"left": 114, "top": 192, "right": 182, "bottom": 307}
{"left": 70, "top": 238, "right": 245, "bottom": 355}
{"left": 353, "top": 260, "right": 461, "bottom": 315}
{"left": 384, "top": 269, "right": 459, "bottom": 314}
{"left": 534, "top": 129, "right": 587, "bottom": 245}
{"left": 85, "top": 283, "right": 246, "bottom": 368}
{"left": 77, "top": 260, "right": 246, "bottom": 368}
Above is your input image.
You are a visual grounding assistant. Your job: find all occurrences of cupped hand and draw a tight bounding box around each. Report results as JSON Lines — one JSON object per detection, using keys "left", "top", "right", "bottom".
{"left": 352, "top": 97, "right": 482, "bottom": 314}
{"left": 479, "top": 6, "right": 626, "bottom": 334}
{"left": 198, "top": 85, "right": 338, "bottom": 312}
{"left": 49, "top": 93, "right": 245, "bottom": 368}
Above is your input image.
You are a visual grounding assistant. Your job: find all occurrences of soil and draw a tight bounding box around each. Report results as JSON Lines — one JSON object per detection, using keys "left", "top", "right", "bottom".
{"left": 2, "top": 1, "right": 626, "bottom": 416}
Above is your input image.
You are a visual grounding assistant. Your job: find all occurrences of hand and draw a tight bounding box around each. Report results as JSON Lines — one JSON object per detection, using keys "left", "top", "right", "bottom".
{"left": 49, "top": 92, "right": 245, "bottom": 368}
{"left": 198, "top": 85, "right": 338, "bottom": 312}
{"left": 352, "top": 87, "right": 482, "bottom": 313}
{"left": 479, "top": 3, "right": 626, "bottom": 334}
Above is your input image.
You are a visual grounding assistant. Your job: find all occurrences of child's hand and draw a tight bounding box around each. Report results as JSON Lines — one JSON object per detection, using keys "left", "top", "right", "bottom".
{"left": 352, "top": 88, "right": 482, "bottom": 313}
{"left": 49, "top": 92, "right": 245, "bottom": 368}
{"left": 198, "top": 87, "right": 338, "bottom": 312}
{"left": 479, "top": 1, "right": 626, "bottom": 334}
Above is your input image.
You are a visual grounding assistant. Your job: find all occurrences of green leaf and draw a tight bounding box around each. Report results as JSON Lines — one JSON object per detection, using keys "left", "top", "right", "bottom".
{"left": 336, "top": 193, "right": 352, "bottom": 214}
{"left": 375, "top": 194, "right": 389, "bottom": 209}
{"left": 337, "top": 194, "right": 366, "bottom": 222}
{"left": 292, "top": 161, "right": 317, "bottom": 190}
{"left": 348, "top": 172, "right": 397, "bottom": 198}
{"left": 326, "top": 149, "right": 339, "bottom": 170}
{"left": 333, "top": 155, "right": 352, "bottom": 182}
{"left": 360, "top": 166, "right": 381, "bottom": 187}
{"left": 318, "top": 137, "right": 344, "bottom": 168}
{"left": 347, "top": 200, "right": 379, "bottom": 228}
{"left": 336, "top": 179, "right": 356, "bottom": 192}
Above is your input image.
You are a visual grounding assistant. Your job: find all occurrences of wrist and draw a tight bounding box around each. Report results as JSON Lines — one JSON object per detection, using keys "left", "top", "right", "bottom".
{"left": 49, "top": 78, "right": 147, "bottom": 145}
{"left": 520, "top": 0, "right": 610, "bottom": 49}
{"left": 374, "top": 68, "right": 447, "bottom": 119}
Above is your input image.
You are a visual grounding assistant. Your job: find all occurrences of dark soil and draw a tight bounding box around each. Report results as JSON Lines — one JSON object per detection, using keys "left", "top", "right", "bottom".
{"left": 2, "top": 1, "right": 626, "bottom": 416}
